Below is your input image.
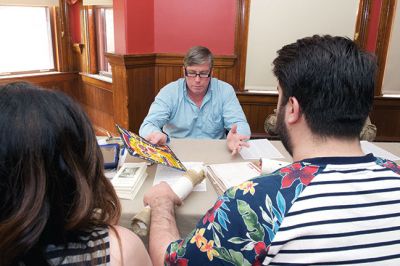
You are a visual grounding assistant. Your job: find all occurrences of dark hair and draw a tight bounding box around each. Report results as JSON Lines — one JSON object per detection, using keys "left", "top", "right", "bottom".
{"left": 0, "top": 82, "right": 121, "bottom": 265}
{"left": 183, "top": 46, "right": 214, "bottom": 68}
{"left": 273, "top": 35, "right": 377, "bottom": 138}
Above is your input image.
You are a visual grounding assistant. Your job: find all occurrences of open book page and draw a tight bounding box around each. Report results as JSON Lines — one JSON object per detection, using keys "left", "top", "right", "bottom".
{"left": 207, "top": 162, "right": 261, "bottom": 195}
{"left": 260, "top": 158, "right": 291, "bottom": 174}
{"left": 154, "top": 162, "right": 206, "bottom": 191}
{"left": 239, "top": 139, "right": 284, "bottom": 159}
{"left": 116, "top": 124, "right": 186, "bottom": 171}
{"left": 361, "top": 141, "right": 400, "bottom": 161}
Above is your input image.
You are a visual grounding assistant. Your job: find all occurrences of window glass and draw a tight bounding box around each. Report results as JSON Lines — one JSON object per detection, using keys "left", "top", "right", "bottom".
{"left": 0, "top": 6, "right": 54, "bottom": 74}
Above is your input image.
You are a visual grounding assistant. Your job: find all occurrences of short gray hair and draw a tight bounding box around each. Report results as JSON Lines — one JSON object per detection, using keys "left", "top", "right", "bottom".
{"left": 183, "top": 46, "right": 214, "bottom": 68}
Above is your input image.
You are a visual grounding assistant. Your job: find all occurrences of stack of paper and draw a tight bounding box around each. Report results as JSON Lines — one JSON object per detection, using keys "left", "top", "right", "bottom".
{"left": 207, "top": 162, "right": 261, "bottom": 195}
{"left": 111, "top": 162, "right": 148, "bottom": 200}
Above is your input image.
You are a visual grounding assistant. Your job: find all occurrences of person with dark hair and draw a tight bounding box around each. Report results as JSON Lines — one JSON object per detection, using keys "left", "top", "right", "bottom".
{"left": 143, "top": 35, "right": 400, "bottom": 265}
{"left": 139, "top": 45, "right": 251, "bottom": 155}
{"left": 0, "top": 82, "right": 151, "bottom": 266}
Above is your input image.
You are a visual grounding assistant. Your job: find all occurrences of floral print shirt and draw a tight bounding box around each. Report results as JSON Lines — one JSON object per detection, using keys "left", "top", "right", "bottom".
{"left": 164, "top": 155, "right": 400, "bottom": 266}
{"left": 165, "top": 160, "right": 321, "bottom": 266}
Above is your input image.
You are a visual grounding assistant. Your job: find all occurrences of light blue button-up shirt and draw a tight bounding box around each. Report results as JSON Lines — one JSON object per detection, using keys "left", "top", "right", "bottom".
{"left": 139, "top": 78, "right": 251, "bottom": 140}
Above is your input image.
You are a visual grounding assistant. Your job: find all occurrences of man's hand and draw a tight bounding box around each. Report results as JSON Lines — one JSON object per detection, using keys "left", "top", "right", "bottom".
{"left": 144, "top": 182, "right": 182, "bottom": 208}
{"left": 227, "top": 124, "right": 250, "bottom": 155}
{"left": 145, "top": 131, "right": 167, "bottom": 145}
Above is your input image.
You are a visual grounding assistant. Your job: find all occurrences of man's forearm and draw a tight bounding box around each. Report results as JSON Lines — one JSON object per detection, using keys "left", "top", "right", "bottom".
{"left": 149, "top": 199, "right": 180, "bottom": 266}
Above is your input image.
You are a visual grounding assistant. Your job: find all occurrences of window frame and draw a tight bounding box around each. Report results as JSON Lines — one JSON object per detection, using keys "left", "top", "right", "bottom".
{"left": 81, "top": 4, "right": 113, "bottom": 77}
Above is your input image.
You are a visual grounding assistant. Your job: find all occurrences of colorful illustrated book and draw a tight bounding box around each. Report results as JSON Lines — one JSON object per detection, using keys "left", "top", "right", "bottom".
{"left": 116, "top": 124, "right": 187, "bottom": 171}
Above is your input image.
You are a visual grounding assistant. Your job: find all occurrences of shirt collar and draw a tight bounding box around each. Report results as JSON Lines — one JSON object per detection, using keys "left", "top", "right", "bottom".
{"left": 301, "top": 153, "right": 376, "bottom": 165}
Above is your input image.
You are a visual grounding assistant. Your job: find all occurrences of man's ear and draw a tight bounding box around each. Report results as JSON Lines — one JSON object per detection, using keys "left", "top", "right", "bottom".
{"left": 286, "top": 97, "right": 301, "bottom": 124}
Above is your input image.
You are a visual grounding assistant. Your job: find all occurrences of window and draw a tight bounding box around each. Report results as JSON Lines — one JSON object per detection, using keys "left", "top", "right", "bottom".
{"left": 82, "top": 3, "right": 114, "bottom": 79}
{"left": 0, "top": 6, "right": 55, "bottom": 75}
{"left": 94, "top": 6, "right": 114, "bottom": 76}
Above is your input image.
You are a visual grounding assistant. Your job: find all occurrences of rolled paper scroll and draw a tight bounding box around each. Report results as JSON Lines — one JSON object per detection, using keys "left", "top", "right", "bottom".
{"left": 131, "top": 169, "right": 205, "bottom": 237}
{"left": 259, "top": 158, "right": 290, "bottom": 174}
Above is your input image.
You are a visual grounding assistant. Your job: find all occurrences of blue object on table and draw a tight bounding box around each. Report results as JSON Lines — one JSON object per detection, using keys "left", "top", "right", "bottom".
{"left": 100, "top": 143, "right": 120, "bottom": 169}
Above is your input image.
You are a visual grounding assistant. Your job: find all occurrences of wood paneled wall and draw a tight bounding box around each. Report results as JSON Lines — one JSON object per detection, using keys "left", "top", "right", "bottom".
{"left": 104, "top": 53, "right": 238, "bottom": 135}
{"left": 0, "top": 73, "right": 78, "bottom": 99}
{"left": 371, "top": 97, "right": 400, "bottom": 141}
{"left": 77, "top": 52, "right": 400, "bottom": 141}
{"left": 79, "top": 75, "right": 114, "bottom": 135}
{"left": 237, "top": 92, "right": 278, "bottom": 138}
{"left": 1, "top": 70, "right": 399, "bottom": 141}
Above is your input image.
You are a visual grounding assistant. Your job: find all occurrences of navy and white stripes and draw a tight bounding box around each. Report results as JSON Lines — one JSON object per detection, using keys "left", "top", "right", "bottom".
{"left": 265, "top": 156, "right": 400, "bottom": 265}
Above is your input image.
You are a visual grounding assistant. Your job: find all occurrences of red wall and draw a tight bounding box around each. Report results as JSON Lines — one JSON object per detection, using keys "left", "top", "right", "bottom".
{"left": 154, "top": 0, "right": 236, "bottom": 55}
{"left": 124, "top": 0, "right": 154, "bottom": 54}
{"left": 113, "top": 0, "right": 127, "bottom": 53}
{"left": 113, "top": 0, "right": 154, "bottom": 54}
{"left": 112, "top": 0, "right": 236, "bottom": 55}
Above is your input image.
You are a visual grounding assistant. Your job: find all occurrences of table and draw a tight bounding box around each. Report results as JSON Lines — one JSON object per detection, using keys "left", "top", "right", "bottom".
{"left": 118, "top": 139, "right": 400, "bottom": 238}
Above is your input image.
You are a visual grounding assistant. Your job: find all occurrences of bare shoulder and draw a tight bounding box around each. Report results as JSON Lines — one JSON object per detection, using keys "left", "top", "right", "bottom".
{"left": 109, "top": 225, "right": 152, "bottom": 266}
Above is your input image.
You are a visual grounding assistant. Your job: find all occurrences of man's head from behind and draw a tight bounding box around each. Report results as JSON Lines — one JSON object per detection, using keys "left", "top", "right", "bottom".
{"left": 273, "top": 35, "right": 377, "bottom": 147}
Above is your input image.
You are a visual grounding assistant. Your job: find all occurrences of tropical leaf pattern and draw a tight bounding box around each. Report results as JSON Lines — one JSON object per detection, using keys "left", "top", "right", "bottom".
{"left": 164, "top": 162, "right": 322, "bottom": 265}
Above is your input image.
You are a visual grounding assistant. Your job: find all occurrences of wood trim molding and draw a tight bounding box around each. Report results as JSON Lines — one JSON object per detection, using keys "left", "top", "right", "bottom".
{"left": 155, "top": 54, "right": 236, "bottom": 67}
{"left": 371, "top": 96, "right": 400, "bottom": 141}
{"left": 106, "top": 53, "right": 157, "bottom": 67}
{"left": 234, "top": 0, "right": 251, "bottom": 91}
{"left": 374, "top": 0, "right": 396, "bottom": 96}
{"left": 354, "top": 0, "right": 373, "bottom": 48}
{"left": 87, "top": 6, "right": 98, "bottom": 74}
{"left": 53, "top": 1, "right": 76, "bottom": 72}
{"left": 0, "top": 72, "right": 77, "bottom": 84}
{"left": 80, "top": 74, "right": 112, "bottom": 91}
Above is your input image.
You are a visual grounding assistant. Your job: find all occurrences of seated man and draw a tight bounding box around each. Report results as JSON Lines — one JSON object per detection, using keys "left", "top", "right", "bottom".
{"left": 139, "top": 46, "right": 251, "bottom": 155}
{"left": 265, "top": 110, "right": 377, "bottom": 141}
{"left": 144, "top": 35, "right": 400, "bottom": 265}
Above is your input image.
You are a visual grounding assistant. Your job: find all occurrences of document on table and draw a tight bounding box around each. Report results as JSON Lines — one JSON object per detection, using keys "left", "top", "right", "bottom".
{"left": 240, "top": 139, "right": 284, "bottom": 160}
{"left": 154, "top": 162, "right": 206, "bottom": 191}
{"left": 361, "top": 141, "right": 400, "bottom": 161}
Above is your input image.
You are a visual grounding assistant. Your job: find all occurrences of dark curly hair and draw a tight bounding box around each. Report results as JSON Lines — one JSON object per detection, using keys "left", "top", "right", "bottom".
{"left": 273, "top": 35, "right": 377, "bottom": 138}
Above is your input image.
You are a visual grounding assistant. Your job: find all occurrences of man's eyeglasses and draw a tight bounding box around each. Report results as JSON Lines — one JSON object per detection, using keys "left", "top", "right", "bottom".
{"left": 184, "top": 68, "right": 212, "bottom": 78}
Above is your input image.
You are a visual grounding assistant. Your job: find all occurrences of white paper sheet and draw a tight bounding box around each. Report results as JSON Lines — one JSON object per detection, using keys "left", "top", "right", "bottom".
{"left": 361, "top": 141, "right": 400, "bottom": 161}
{"left": 239, "top": 139, "right": 284, "bottom": 160}
{"left": 154, "top": 162, "right": 206, "bottom": 191}
{"left": 208, "top": 162, "right": 261, "bottom": 188}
